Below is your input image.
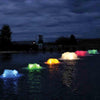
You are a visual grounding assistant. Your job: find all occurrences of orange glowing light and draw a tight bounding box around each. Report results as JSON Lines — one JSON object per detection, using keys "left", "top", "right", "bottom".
{"left": 45, "top": 58, "right": 60, "bottom": 65}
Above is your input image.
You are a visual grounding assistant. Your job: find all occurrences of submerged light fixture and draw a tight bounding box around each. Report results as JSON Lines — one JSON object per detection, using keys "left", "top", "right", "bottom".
{"left": 60, "top": 52, "right": 78, "bottom": 60}
{"left": 75, "top": 50, "right": 89, "bottom": 56}
{"left": 45, "top": 58, "right": 60, "bottom": 65}
{"left": 88, "top": 49, "right": 98, "bottom": 54}
{"left": 28, "top": 63, "right": 42, "bottom": 70}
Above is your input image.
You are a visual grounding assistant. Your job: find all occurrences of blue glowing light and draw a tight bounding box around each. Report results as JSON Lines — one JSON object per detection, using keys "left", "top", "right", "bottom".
{"left": 2, "top": 69, "right": 19, "bottom": 78}
{"left": 0, "top": 69, "right": 22, "bottom": 78}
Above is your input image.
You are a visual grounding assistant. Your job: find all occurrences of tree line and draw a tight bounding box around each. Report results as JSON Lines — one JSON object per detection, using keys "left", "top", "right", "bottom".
{"left": 0, "top": 25, "right": 12, "bottom": 50}
{"left": 0, "top": 24, "right": 77, "bottom": 51}
{"left": 55, "top": 35, "right": 77, "bottom": 45}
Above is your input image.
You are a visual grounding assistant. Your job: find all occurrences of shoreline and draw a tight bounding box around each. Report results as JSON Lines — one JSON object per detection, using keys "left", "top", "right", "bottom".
{"left": 0, "top": 49, "right": 99, "bottom": 54}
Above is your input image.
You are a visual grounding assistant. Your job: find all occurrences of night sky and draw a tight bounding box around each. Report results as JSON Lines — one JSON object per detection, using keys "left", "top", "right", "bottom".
{"left": 0, "top": 0, "right": 100, "bottom": 41}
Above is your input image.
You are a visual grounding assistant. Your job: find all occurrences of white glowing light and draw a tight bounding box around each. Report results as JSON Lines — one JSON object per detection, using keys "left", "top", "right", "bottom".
{"left": 13, "top": 70, "right": 18, "bottom": 76}
{"left": 60, "top": 52, "right": 78, "bottom": 60}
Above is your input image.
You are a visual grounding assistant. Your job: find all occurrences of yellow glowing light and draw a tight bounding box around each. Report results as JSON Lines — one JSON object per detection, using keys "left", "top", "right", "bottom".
{"left": 45, "top": 58, "right": 60, "bottom": 65}
{"left": 60, "top": 52, "right": 78, "bottom": 60}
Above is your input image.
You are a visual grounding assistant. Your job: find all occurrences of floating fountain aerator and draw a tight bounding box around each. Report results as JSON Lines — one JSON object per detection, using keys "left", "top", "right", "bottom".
{"left": 75, "top": 51, "right": 89, "bottom": 56}
{"left": 60, "top": 52, "right": 78, "bottom": 60}
{"left": 28, "top": 63, "right": 42, "bottom": 70}
{"left": 88, "top": 49, "right": 98, "bottom": 54}
{"left": 45, "top": 58, "right": 60, "bottom": 65}
{"left": 2, "top": 69, "right": 18, "bottom": 78}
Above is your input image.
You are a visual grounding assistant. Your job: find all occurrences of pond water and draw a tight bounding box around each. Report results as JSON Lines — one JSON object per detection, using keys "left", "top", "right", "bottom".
{"left": 0, "top": 52, "right": 100, "bottom": 100}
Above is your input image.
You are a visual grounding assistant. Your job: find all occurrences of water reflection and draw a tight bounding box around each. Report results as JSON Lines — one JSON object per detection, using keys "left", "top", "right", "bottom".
{"left": 63, "top": 60, "right": 77, "bottom": 66}
{"left": 25, "top": 70, "right": 43, "bottom": 100}
{"left": 0, "top": 52, "right": 99, "bottom": 99}
{"left": 62, "top": 60, "right": 77, "bottom": 88}
{"left": 2, "top": 79, "right": 18, "bottom": 95}
{"left": 27, "top": 70, "right": 41, "bottom": 93}
{"left": 48, "top": 64, "right": 59, "bottom": 74}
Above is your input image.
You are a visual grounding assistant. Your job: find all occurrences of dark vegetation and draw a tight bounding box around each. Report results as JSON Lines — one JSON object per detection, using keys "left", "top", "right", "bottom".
{"left": 0, "top": 24, "right": 100, "bottom": 52}
{"left": 55, "top": 35, "right": 77, "bottom": 45}
{"left": 0, "top": 25, "right": 38, "bottom": 51}
{"left": 0, "top": 25, "right": 12, "bottom": 50}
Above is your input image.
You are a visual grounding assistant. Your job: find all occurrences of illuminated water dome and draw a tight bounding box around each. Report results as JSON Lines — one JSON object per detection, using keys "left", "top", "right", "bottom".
{"left": 60, "top": 52, "right": 78, "bottom": 60}
{"left": 75, "top": 51, "right": 89, "bottom": 56}
{"left": 28, "top": 63, "right": 42, "bottom": 70}
{"left": 45, "top": 58, "right": 60, "bottom": 65}
{"left": 88, "top": 49, "right": 98, "bottom": 54}
{"left": 1, "top": 69, "right": 19, "bottom": 78}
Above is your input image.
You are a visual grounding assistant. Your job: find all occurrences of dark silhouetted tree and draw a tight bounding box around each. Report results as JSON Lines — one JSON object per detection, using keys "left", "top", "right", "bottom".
{"left": 70, "top": 34, "right": 77, "bottom": 45}
{"left": 0, "top": 30, "right": 2, "bottom": 45}
{"left": 1, "top": 25, "right": 12, "bottom": 49}
{"left": 38, "top": 35, "right": 43, "bottom": 44}
{"left": 55, "top": 37, "right": 69, "bottom": 45}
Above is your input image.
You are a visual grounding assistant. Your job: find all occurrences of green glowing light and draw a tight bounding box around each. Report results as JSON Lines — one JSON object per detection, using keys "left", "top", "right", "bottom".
{"left": 88, "top": 49, "right": 98, "bottom": 54}
{"left": 28, "top": 63, "right": 42, "bottom": 70}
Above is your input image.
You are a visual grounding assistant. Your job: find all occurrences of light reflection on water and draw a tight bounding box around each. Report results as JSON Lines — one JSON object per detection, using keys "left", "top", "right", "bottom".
{"left": 0, "top": 52, "right": 100, "bottom": 100}
{"left": 62, "top": 60, "right": 77, "bottom": 88}
{"left": 3, "top": 79, "right": 18, "bottom": 95}
{"left": 47, "top": 64, "right": 59, "bottom": 75}
{"left": 28, "top": 70, "right": 41, "bottom": 93}
{"left": 26, "top": 70, "right": 42, "bottom": 100}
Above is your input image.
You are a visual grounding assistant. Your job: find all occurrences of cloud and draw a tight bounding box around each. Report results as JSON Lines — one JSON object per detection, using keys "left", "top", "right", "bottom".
{"left": 0, "top": 0, "right": 100, "bottom": 41}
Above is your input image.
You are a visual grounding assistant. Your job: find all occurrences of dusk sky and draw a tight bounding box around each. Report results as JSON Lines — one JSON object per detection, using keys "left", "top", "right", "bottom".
{"left": 0, "top": 0, "right": 100, "bottom": 41}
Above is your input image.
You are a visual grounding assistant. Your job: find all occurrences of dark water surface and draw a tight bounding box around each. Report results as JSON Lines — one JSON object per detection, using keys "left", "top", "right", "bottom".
{"left": 0, "top": 52, "right": 100, "bottom": 100}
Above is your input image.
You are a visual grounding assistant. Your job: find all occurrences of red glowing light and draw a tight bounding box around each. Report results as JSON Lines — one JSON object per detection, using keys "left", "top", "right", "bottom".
{"left": 75, "top": 51, "right": 89, "bottom": 56}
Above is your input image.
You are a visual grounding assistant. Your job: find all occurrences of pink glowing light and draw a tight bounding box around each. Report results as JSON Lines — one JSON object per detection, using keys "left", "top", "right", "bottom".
{"left": 75, "top": 51, "right": 89, "bottom": 57}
